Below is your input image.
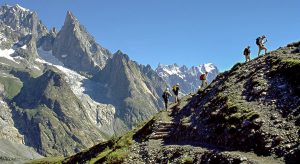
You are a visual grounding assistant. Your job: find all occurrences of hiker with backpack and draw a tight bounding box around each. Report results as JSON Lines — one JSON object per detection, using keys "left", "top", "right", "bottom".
{"left": 243, "top": 46, "right": 251, "bottom": 62}
{"left": 172, "top": 83, "right": 180, "bottom": 103}
{"left": 162, "top": 88, "right": 172, "bottom": 110}
{"left": 256, "top": 35, "right": 268, "bottom": 56}
{"left": 200, "top": 72, "right": 208, "bottom": 89}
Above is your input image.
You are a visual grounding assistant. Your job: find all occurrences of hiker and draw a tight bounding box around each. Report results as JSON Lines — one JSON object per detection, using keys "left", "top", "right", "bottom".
{"left": 200, "top": 72, "right": 208, "bottom": 89}
{"left": 256, "top": 35, "right": 268, "bottom": 56}
{"left": 172, "top": 83, "right": 180, "bottom": 103}
{"left": 243, "top": 46, "right": 251, "bottom": 62}
{"left": 162, "top": 88, "right": 171, "bottom": 109}
{"left": 197, "top": 86, "right": 203, "bottom": 95}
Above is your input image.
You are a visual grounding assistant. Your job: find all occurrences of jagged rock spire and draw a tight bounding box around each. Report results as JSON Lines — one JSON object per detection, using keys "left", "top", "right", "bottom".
{"left": 52, "top": 11, "right": 112, "bottom": 73}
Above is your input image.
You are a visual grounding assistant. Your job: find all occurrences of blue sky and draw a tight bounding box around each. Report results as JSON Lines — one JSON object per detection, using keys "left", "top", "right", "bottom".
{"left": 1, "top": 0, "right": 300, "bottom": 71}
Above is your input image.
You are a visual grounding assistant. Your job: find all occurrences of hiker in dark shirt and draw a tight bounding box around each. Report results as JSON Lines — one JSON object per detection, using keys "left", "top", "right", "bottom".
{"left": 243, "top": 46, "right": 251, "bottom": 62}
{"left": 162, "top": 88, "right": 171, "bottom": 109}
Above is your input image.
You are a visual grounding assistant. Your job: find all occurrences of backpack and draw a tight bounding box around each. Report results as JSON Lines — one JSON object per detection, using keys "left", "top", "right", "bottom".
{"left": 244, "top": 48, "right": 250, "bottom": 55}
{"left": 256, "top": 37, "right": 261, "bottom": 45}
{"left": 162, "top": 93, "right": 166, "bottom": 99}
{"left": 162, "top": 92, "right": 169, "bottom": 99}
{"left": 200, "top": 74, "right": 206, "bottom": 80}
{"left": 172, "top": 86, "right": 177, "bottom": 92}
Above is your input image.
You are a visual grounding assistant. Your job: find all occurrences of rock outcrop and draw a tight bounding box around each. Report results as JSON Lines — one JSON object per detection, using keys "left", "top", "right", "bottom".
{"left": 97, "top": 50, "right": 166, "bottom": 128}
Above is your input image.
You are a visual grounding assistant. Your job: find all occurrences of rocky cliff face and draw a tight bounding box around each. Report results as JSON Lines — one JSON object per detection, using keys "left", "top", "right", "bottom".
{"left": 0, "top": 83, "right": 23, "bottom": 144}
{"left": 0, "top": 4, "right": 166, "bottom": 160}
{"left": 52, "top": 11, "right": 111, "bottom": 74}
{"left": 97, "top": 50, "right": 166, "bottom": 128}
{"left": 62, "top": 41, "right": 300, "bottom": 164}
{"left": 11, "top": 69, "right": 108, "bottom": 156}
{"left": 156, "top": 63, "right": 219, "bottom": 94}
{"left": 0, "top": 4, "right": 47, "bottom": 49}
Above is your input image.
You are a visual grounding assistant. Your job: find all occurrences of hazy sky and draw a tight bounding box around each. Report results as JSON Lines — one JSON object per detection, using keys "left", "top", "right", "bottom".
{"left": 1, "top": 0, "right": 300, "bottom": 71}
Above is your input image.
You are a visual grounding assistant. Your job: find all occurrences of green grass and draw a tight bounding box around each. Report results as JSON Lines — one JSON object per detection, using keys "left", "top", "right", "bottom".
{"left": 281, "top": 58, "right": 300, "bottom": 67}
{"left": 210, "top": 90, "right": 261, "bottom": 128}
{"left": 106, "top": 148, "right": 129, "bottom": 163}
{"left": 86, "top": 117, "right": 154, "bottom": 163}
{"left": 0, "top": 75, "right": 23, "bottom": 99}
{"left": 231, "top": 62, "right": 242, "bottom": 72}
{"left": 270, "top": 57, "right": 300, "bottom": 96}
{"left": 181, "top": 156, "right": 194, "bottom": 164}
{"left": 88, "top": 147, "right": 112, "bottom": 163}
{"left": 86, "top": 130, "right": 134, "bottom": 163}
{"left": 181, "top": 116, "right": 190, "bottom": 124}
{"left": 26, "top": 156, "right": 64, "bottom": 164}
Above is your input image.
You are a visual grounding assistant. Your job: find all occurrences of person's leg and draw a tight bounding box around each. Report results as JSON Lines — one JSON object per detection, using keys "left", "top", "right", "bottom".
{"left": 263, "top": 46, "right": 267, "bottom": 54}
{"left": 164, "top": 100, "right": 168, "bottom": 109}
{"left": 258, "top": 47, "right": 262, "bottom": 56}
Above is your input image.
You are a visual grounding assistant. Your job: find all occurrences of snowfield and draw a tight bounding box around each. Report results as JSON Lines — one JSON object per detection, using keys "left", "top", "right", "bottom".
{"left": 36, "top": 47, "right": 116, "bottom": 127}
{"left": 0, "top": 48, "right": 22, "bottom": 64}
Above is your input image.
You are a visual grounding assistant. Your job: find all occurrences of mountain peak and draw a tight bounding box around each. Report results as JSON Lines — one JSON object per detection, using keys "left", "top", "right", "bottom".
{"left": 52, "top": 10, "right": 111, "bottom": 72}
{"left": 14, "top": 4, "right": 30, "bottom": 12}
{"left": 0, "top": 4, "right": 47, "bottom": 42}
{"left": 113, "top": 50, "right": 130, "bottom": 61}
{"left": 64, "top": 11, "right": 78, "bottom": 27}
{"left": 115, "top": 50, "right": 124, "bottom": 55}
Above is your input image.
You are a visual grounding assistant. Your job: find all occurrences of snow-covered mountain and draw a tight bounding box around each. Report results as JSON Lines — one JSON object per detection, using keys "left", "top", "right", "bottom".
{"left": 156, "top": 63, "right": 219, "bottom": 94}
{"left": 0, "top": 4, "right": 166, "bottom": 160}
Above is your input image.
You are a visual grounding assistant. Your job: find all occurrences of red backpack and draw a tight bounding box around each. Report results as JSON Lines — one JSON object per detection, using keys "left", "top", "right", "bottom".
{"left": 200, "top": 74, "right": 206, "bottom": 80}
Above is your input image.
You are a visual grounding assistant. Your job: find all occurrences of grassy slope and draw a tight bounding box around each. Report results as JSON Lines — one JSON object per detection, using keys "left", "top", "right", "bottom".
{"left": 0, "top": 75, "right": 22, "bottom": 99}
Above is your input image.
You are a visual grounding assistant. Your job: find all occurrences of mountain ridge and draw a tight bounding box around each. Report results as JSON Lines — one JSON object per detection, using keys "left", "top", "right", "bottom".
{"left": 56, "top": 41, "right": 300, "bottom": 164}
{"left": 0, "top": 4, "right": 167, "bottom": 161}
{"left": 156, "top": 63, "right": 219, "bottom": 94}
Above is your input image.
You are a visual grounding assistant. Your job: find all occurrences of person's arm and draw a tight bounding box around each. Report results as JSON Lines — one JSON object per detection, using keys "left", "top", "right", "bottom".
{"left": 263, "top": 38, "right": 267, "bottom": 44}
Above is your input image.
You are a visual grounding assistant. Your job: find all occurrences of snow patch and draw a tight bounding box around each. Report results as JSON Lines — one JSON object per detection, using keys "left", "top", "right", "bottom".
{"left": 162, "top": 66, "right": 181, "bottom": 76}
{"left": 0, "top": 62, "right": 10, "bottom": 66}
{"left": 0, "top": 33, "right": 7, "bottom": 43}
{"left": 61, "top": 54, "right": 68, "bottom": 58}
{"left": 37, "top": 47, "right": 64, "bottom": 66}
{"left": 0, "top": 48, "right": 16, "bottom": 62}
{"left": 36, "top": 47, "right": 87, "bottom": 97}
{"left": 33, "top": 65, "right": 40, "bottom": 70}
{"left": 15, "top": 4, "right": 30, "bottom": 12}
{"left": 35, "top": 58, "right": 45, "bottom": 63}
{"left": 21, "top": 45, "right": 27, "bottom": 49}
{"left": 36, "top": 47, "right": 116, "bottom": 126}
{"left": 203, "top": 63, "right": 216, "bottom": 72}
